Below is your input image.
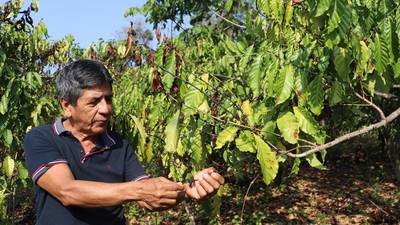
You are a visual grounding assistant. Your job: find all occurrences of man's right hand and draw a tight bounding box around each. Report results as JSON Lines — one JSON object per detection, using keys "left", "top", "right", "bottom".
{"left": 135, "top": 177, "right": 184, "bottom": 211}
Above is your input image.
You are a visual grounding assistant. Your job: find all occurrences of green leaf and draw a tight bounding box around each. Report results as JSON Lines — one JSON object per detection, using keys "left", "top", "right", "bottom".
{"left": 4, "top": 129, "right": 13, "bottom": 147}
{"left": 239, "top": 45, "right": 253, "bottom": 72}
{"left": 328, "top": 80, "right": 345, "bottom": 106}
{"left": 306, "top": 153, "right": 327, "bottom": 170}
{"left": 356, "top": 40, "right": 370, "bottom": 77}
{"left": 235, "top": 130, "right": 256, "bottom": 153}
{"left": 307, "top": 75, "right": 324, "bottom": 116}
{"left": 284, "top": 1, "right": 294, "bottom": 26}
{"left": 124, "top": 7, "right": 140, "bottom": 17}
{"left": 165, "top": 110, "right": 180, "bottom": 153}
{"left": 277, "top": 111, "right": 299, "bottom": 144}
{"left": 295, "top": 70, "right": 309, "bottom": 106}
{"left": 224, "top": 37, "right": 239, "bottom": 54}
{"left": 17, "top": 161, "right": 28, "bottom": 180}
{"left": 131, "top": 115, "right": 146, "bottom": 143}
{"left": 0, "top": 94, "right": 8, "bottom": 115}
{"left": 215, "top": 126, "right": 239, "bottom": 149}
{"left": 2, "top": 155, "right": 15, "bottom": 179}
{"left": 182, "top": 86, "right": 205, "bottom": 116}
{"left": 248, "top": 54, "right": 263, "bottom": 98}
{"left": 333, "top": 0, "right": 352, "bottom": 38}
{"left": 31, "top": 0, "right": 39, "bottom": 12}
{"left": 374, "top": 33, "right": 390, "bottom": 74}
{"left": 314, "top": 0, "right": 331, "bottom": 17}
{"left": 293, "top": 107, "right": 325, "bottom": 144}
{"left": 254, "top": 134, "right": 279, "bottom": 185}
{"left": 275, "top": 64, "right": 295, "bottom": 104}
{"left": 162, "top": 49, "right": 176, "bottom": 90}
{"left": 291, "top": 157, "right": 301, "bottom": 175}
{"left": 293, "top": 107, "right": 319, "bottom": 135}
{"left": 225, "top": 0, "right": 233, "bottom": 13}
{"left": 327, "top": 5, "right": 341, "bottom": 33}
{"left": 0, "top": 50, "right": 6, "bottom": 74}
{"left": 260, "top": 121, "right": 276, "bottom": 141}
{"left": 334, "top": 47, "right": 351, "bottom": 81}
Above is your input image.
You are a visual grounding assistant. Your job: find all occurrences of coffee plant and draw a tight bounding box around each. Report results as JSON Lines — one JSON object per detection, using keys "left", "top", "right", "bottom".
{"left": 1, "top": 0, "right": 400, "bottom": 223}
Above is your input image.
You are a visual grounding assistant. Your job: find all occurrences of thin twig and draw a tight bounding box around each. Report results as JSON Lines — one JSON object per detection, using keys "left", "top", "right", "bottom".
{"left": 286, "top": 106, "right": 400, "bottom": 158}
{"left": 213, "top": 12, "right": 246, "bottom": 29}
{"left": 240, "top": 175, "right": 259, "bottom": 225}
{"left": 368, "top": 199, "right": 390, "bottom": 216}
{"left": 375, "top": 91, "right": 398, "bottom": 99}
{"left": 183, "top": 200, "right": 196, "bottom": 225}
{"left": 355, "top": 92, "right": 386, "bottom": 120}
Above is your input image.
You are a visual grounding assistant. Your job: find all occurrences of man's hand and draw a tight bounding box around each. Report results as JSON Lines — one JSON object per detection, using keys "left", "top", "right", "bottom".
{"left": 135, "top": 177, "right": 185, "bottom": 211}
{"left": 184, "top": 168, "right": 224, "bottom": 201}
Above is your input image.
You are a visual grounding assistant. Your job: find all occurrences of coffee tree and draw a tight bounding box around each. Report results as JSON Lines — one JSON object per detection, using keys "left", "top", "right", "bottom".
{"left": 0, "top": 0, "right": 75, "bottom": 221}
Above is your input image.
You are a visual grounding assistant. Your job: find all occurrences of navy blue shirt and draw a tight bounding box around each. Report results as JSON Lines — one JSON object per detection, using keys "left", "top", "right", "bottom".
{"left": 24, "top": 118, "right": 149, "bottom": 225}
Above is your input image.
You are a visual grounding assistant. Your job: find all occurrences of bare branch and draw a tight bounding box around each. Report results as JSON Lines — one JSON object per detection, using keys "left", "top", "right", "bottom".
{"left": 393, "top": 84, "right": 400, "bottom": 88}
{"left": 355, "top": 92, "right": 386, "bottom": 120}
{"left": 183, "top": 200, "right": 196, "bottom": 225}
{"left": 213, "top": 12, "right": 246, "bottom": 29}
{"left": 375, "top": 91, "right": 398, "bottom": 99}
{"left": 286, "top": 106, "right": 400, "bottom": 158}
{"left": 240, "top": 175, "right": 259, "bottom": 225}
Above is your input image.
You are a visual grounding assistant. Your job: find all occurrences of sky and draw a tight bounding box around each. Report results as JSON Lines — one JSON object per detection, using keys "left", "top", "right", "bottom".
{"left": 13, "top": 0, "right": 152, "bottom": 48}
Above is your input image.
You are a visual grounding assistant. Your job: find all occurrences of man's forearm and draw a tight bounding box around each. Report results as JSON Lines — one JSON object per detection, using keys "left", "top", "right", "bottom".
{"left": 55, "top": 180, "right": 141, "bottom": 207}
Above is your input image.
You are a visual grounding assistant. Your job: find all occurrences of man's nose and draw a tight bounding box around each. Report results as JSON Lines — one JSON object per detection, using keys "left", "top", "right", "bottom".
{"left": 98, "top": 99, "right": 112, "bottom": 114}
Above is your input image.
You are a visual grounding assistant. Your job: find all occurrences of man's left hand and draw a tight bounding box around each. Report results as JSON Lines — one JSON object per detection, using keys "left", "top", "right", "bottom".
{"left": 184, "top": 167, "right": 224, "bottom": 200}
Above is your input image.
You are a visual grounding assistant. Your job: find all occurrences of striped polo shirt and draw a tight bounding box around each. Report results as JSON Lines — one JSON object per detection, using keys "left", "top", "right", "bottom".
{"left": 24, "top": 118, "right": 149, "bottom": 225}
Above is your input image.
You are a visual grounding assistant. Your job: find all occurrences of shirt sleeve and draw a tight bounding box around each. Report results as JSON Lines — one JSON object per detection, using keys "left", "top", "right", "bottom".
{"left": 24, "top": 127, "right": 68, "bottom": 184}
{"left": 124, "top": 142, "right": 149, "bottom": 182}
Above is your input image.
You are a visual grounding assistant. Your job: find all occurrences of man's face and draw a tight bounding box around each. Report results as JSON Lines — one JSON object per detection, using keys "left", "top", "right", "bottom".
{"left": 65, "top": 84, "right": 113, "bottom": 135}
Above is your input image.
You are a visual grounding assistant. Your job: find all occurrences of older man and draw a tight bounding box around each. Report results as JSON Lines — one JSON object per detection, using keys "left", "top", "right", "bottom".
{"left": 24, "top": 60, "right": 224, "bottom": 225}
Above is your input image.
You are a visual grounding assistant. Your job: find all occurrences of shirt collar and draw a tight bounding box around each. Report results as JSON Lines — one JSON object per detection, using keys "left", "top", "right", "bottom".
{"left": 53, "top": 117, "right": 116, "bottom": 148}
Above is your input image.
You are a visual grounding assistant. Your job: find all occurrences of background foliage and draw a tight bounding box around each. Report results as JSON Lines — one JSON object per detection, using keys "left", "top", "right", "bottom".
{"left": 0, "top": 0, "right": 399, "bottom": 224}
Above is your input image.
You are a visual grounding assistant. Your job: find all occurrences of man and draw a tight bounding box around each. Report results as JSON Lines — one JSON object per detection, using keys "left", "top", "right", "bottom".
{"left": 24, "top": 60, "right": 224, "bottom": 225}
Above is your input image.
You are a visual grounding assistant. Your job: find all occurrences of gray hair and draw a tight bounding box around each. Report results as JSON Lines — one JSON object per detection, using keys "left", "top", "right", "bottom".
{"left": 55, "top": 60, "right": 113, "bottom": 106}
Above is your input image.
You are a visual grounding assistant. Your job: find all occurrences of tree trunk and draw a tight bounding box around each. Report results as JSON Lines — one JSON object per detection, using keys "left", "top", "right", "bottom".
{"left": 387, "top": 138, "right": 400, "bottom": 182}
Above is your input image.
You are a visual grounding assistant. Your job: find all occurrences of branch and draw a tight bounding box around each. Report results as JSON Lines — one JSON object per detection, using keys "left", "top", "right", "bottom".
{"left": 375, "top": 91, "right": 398, "bottom": 100}
{"left": 213, "top": 12, "right": 246, "bottom": 29}
{"left": 355, "top": 92, "right": 386, "bottom": 120}
{"left": 286, "top": 106, "right": 400, "bottom": 158}
{"left": 240, "top": 175, "right": 259, "bottom": 225}
{"left": 183, "top": 200, "right": 196, "bottom": 225}
{"left": 393, "top": 84, "right": 400, "bottom": 88}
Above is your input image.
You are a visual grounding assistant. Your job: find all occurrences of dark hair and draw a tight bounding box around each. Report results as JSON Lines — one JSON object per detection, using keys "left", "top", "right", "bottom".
{"left": 55, "top": 60, "right": 113, "bottom": 106}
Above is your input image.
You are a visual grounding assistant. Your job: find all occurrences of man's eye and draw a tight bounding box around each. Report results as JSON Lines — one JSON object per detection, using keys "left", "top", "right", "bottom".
{"left": 105, "top": 96, "right": 113, "bottom": 103}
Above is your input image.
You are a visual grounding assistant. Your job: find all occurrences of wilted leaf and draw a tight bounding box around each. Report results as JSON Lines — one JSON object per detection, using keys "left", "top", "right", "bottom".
{"left": 235, "top": 130, "right": 256, "bottom": 153}
{"left": 277, "top": 111, "right": 299, "bottom": 144}
{"left": 254, "top": 134, "right": 279, "bottom": 185}
{"left": 165, "top": 110, "right": 180, "bottom": 153}
{"left": 215, "top": 126, "right": 239, "bottom": 149}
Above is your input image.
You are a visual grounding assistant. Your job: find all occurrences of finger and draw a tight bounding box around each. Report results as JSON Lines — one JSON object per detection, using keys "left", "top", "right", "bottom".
{"left": 137, "top": 201, "right": 153, "bottom": 211}
{"left": 159, "top": 198, "right": 177, "bottom": 206}
{"left": 197, "top": 178, "right": 215, "bottom": 194}
{"left": 195, "top": 181, "right": 208, "bottom": 198}
{"left": 158, "top": 178, "right": 185, "bottom": 191}
{"left": 202, "top": 167, "right": 216, "bottom": 174}
{"left": 202, "top": 173, "right": 220, "bottom": 189}
{"left": 159, "top": 190, "right": 182, "bottom": 199}
{"left": 211, "top": 172, "right": 225, "bottom": 184}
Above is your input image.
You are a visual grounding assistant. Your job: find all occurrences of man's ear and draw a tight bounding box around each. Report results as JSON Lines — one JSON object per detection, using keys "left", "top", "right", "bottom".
{"left": 60, "top": 97, "right": 72, "bottom": 118}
